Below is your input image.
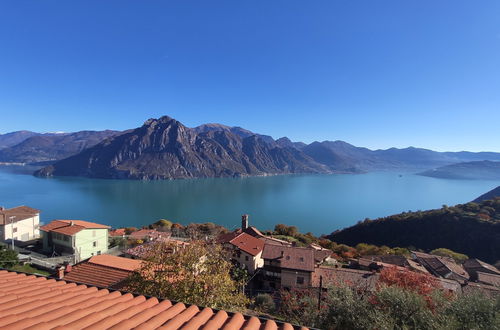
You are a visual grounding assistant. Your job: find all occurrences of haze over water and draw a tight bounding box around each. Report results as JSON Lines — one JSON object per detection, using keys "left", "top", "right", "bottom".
{"left": 1, "top": 165, "right": 498, "bottom": 235}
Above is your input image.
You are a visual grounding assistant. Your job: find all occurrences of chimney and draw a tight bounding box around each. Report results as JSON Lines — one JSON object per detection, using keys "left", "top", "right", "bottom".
{"left": 57, "top": 266, "right": 65, "bottom": 279}
{"left": 280, "top": 250, "right": 284, "bottom": 258}
{"left": 70, "top": 221, "right": 74, "bottom": 226}
{"left": 241, "top": 214, "right": 249, "bottom": 231}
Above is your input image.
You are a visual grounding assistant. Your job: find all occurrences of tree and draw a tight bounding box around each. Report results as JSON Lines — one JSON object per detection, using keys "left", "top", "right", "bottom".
{"left": 126, "top": 240, "right": 249, "bottom": 310}
{"left": 0, "top": 246, "right": 18, "bottom": 268}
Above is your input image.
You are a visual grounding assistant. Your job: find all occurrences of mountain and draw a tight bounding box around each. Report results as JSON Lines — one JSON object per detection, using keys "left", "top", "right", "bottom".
{"left": 328, "top": 199, "right": 500, "bottom": 264}
{"left": 474, "top": 186, "right": 500, "bottom": 203}
{"left": 193, "top": 124, "right": 276, "bottom": 145}
{"left": 35, "top": 116, "right": 331, "bottom": 179}
{"left": 31, "top": 115, "right": 500, "bottom": 179}
{"left": 0, "top": 130, "right": 119, "bottom": 164}
{"left": 418, "top": 160, "right": 500, "bottom": 180}
{"left": 0, "top": 131, "right": 42, "bottom": 149}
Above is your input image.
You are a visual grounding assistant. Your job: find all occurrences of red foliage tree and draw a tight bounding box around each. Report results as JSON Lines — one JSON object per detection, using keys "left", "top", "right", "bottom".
{"left": 377, "top": 266, "right": 443, "bottom": 310}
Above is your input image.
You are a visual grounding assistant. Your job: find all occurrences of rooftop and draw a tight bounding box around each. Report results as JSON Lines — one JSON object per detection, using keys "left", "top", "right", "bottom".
{"left": 0, "top": 270, "right": 305, "bottom": 329}
{"left": 228, "top": 232, "right": 265, "bottom": 257}
{"left": 0, "top": 205, "right": 40, "bottom": 225}
{"left": 40, "top": 220, "right": 110, "bottom": 236}
{"left": 262, "top": 245, "right": 316, "bottom": 272}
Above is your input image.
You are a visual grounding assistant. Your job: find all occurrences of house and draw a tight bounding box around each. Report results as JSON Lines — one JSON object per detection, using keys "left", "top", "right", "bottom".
{"left": 463, "top": 258, "right": 500, "bottom": 280}
{"left": 260, "top": 245, "right": 330, "bottom": 290}
{"left": 219, "top": 232, "right": 264, "bottom": 274}
{"left": 0, "top": 206, "right": 40, "bottom": 242}
{"left": 312, "top": 267, "right": 379, "bottom": 291}
{"left": 0, "top": 270, "right": 306, "bottom": 329}
{"left": 61, "top": 254, "right": 142, "bottom": 289}
{"left": 40, "top": 220, "right": 110, "bottom": 261}
{"left": 411, "top": 251, "right": 469, "bottom": 284}
{"left": 125, "top": 238, "right": 189, "bottom": 259}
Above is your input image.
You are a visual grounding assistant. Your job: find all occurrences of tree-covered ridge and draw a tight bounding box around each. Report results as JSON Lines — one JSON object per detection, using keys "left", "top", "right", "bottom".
{"left": 329, "top": 198, "right": 500, "bottom": 264}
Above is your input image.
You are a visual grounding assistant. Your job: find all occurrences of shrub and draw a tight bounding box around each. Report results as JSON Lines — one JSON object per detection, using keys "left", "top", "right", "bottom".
{"left": 444, "top": 293, "right": 500, "bottom": 329}
{"left": 254, "top": 293, "right": 275, "bottom": 313}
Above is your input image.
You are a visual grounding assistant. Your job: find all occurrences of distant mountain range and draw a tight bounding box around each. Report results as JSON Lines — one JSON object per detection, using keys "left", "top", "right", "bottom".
{"left": 0, "top": 130, "right": 119, "bottom": 164}
{"left": 2, "top": 115, "right": 500, "bottom": 180}
{"left": 419, "top": 160, "right": 500, "bottom": 180}
{"left": 0, "top": 131, "right": 60, "bottom": 149}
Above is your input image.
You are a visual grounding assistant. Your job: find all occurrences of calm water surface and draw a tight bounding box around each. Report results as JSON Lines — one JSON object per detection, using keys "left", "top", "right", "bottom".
{"left": 0, "top": 166, "right": 499, "bottom": 235}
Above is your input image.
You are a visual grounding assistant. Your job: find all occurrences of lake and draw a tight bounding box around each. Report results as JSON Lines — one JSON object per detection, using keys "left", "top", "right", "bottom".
{"left": 0, "top": 165, "right": 499, "bottom": 235}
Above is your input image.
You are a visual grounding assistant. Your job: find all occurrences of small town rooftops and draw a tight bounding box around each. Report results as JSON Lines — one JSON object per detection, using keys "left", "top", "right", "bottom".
{"left": 0, "top": 205, "right": 40, "bottom": 224}
{"left": 41, "top": 219, "right": 110, "bottom": 236}
{"left": 0, "top": 270, "right": 306, "bottom": 329}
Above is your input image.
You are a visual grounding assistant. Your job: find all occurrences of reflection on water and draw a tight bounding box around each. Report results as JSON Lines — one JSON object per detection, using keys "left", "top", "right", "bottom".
{"left": 0, "top": 165, "right": 498, "bottom": 235}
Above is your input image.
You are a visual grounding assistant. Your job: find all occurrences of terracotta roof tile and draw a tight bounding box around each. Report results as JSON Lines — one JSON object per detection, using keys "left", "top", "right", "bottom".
{"left": 41, "top": 220, "right": 110, "bottom": 236}
{"left": 229, "top": 233, "right": 265, "bottom": 257}
{"left": 88, "top": 254, "right": 142, "bottom": 272}
{"left": 0, "top": 205, "right": 39, "bottom": 224}
{"left": 0, "top": 270, "right": 307, "bottom": 329}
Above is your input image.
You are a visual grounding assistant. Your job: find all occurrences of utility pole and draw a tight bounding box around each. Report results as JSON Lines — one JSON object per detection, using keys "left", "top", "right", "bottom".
{"left": 318, "top": 275, "right": 323, "bottom": 311}
{"left": 9, "top": 216, "right": 16, "bottom": 250}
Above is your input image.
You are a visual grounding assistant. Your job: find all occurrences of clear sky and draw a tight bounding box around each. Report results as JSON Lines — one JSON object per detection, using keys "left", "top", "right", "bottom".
{"left": 0, "top": 1, "right": 499, "bottom": 152}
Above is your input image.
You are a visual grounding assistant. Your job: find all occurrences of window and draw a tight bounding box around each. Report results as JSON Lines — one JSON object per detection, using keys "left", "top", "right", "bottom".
{"left": 97, "top": 251, "right": 101, "bottom": 255}
{"left": 13, "top": 227, "right": 17, "bottom": 233}
{"left": 93, "top": 241, "right": 98, "bottom": 247}
{"left": 299, "top": 257, "right": 304, "bottom": 262}
{"left": 296, "top": 276, "right": 304, "bottom": 285}
{"left": 245, "top": 256, "right": 249, "bottom": 261}
{"left": 63, "top": 236, "right": 69, "bottom": 242}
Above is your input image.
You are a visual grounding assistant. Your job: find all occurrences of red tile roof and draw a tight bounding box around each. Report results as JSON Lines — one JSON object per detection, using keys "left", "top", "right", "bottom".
{"left": 109, "top": 228, "right": 126, "bottom": 236}
{"left": 228, "top": 233, "right": 265, "bottom": 257}
{"left": 0, "top": 205, "right": 40, "bottom": 224}
{"left": 40, "top": 220, "right": 110, "bottom": 236}
{"left": 0, "top": 270, "right": 305, "bottom": 329}
{"left": 63, "top": 262, "right": 134, "bottom": 289}
{"left": 88, "top": 254, "right": 142, "bottom": 272}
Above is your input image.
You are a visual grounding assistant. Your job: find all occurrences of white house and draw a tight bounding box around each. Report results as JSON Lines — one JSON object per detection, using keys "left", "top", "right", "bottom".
{"left": 0, "top": 206, "right": 40, "bottom": 242}
{"left": 41, "top": 220, "right": 110, "bottom": 261}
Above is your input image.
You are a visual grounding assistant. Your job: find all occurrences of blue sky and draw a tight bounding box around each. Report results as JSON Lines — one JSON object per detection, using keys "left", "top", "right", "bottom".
{"left": 0, "top": 1, "right": 499, "bottom": 152}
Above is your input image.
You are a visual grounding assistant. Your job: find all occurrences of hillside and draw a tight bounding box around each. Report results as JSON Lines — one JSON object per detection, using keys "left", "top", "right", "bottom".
{"left": 0, "top": 130, "right": 119, "bottom": 164}
{"left": 474, "top": 186, "right": 500, "bottom": 202}
{"left": 0, "top": 131, "right": 53, "bottom": 149}
{"left": 418, "top": 160, "right": 500, "bottom": 180}
{"left": 328, "top": 198, "right": 500, "bottom": 264}
{"left": 35, "top": 116, "right": 333, "bottom": 179}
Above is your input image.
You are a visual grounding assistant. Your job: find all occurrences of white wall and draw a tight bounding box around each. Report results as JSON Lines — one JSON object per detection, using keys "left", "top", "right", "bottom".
{"left": 1, "top": 215, "right": 40, "bottom": 241}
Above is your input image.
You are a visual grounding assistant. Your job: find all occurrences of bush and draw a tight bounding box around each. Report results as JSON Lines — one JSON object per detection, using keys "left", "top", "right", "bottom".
{"left": 0, "top": 246, "right": 18, "bottom": 268}
{"left": 430, "top": 248, "right": 468, "bottom": 263}
{"left": 444, "top": 293, "right": 500, "bottom": 329}
{"left": 254, "top": 293, "right": 275, "bottom": 313}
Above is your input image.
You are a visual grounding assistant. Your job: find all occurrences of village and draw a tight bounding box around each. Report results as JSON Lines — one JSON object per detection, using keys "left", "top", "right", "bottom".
{"left": 1, "top": 205, "right": 499, "bottom": 297}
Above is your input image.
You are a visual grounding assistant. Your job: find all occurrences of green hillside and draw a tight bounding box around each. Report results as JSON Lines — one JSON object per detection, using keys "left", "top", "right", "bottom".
{"left": 329, "top": 198, "right": 500, "bottom": 264}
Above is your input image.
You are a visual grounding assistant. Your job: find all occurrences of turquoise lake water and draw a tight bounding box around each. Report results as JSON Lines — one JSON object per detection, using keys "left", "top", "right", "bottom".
{"left": 0, "top": 166, "right": 498, "bottom": 235}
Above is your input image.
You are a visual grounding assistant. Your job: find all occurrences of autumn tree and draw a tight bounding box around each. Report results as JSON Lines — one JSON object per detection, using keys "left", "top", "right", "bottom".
{"left": 126, "top": 240, "right": 249, "bottom": 310}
